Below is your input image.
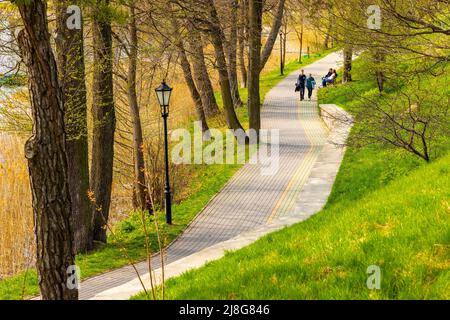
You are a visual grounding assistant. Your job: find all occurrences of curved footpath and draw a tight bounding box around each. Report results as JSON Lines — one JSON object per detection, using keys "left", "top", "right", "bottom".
{"left": 79, "top": 51, "right": 352, "bottom": 300}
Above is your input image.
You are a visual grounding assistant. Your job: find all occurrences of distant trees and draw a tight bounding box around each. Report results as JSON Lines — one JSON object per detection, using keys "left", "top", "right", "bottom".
{"left": 169, "top": 0, "right": 287, "bottom": 135}
{"left": 15, "top": 0, "right": 77, "bottom": 300}
{"left": 320, "top": 0, "right": 450, "bottom": 161}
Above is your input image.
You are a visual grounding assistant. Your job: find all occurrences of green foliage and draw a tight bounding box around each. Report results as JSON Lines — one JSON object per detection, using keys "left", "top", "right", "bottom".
{"left": 319, "top": 53, "right": 450, "bottom": 161}
{"left": 0, "top": 74, "right": 27, "bottom": 87}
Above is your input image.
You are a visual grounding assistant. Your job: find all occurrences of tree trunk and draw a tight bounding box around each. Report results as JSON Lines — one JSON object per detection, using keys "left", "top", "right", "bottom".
{"left": 238, "top": 0, "right": 248, "bottom": 88}
{"left": 15, "top": 0, "right": 78, "bottom": 300}
{"left": 55, "top": 0, "right": 93, "bottom": 253}
{"left": 374, "top": 50, "right": 386, "bottom": 92}
{"left": 91, "top": 0, "right": 116, "bottom": 243}
{"left": 227, "top": 0, "right": 243, "bottom": 108}
{"left": 323, "top": 12, "right": 333, "bottom": 50}
{"left": 187, "top": 26, "right": 221, "bottom": 118}
{"left": 207, "top": 1, "right": 244, "bottom": 132}
{"left": 260, "top": 0, "right": 286, "bottom": 72}
{"left": 248, "top": 0, "right": 263, "bottom": 136}
{"left": 282, "top": 24, "right": 287, "bottom": 70}
{"left": 298, "top": 16, "right": 304, "bottom": 63}
{"left": 343, "top": 46, "right": 353, "bottom": 83}
{"left": 280, "top": 31, "right": 284, "bottom": 75}
{"left": 180, "top": 47, "right": 209, "bottom": 132}
{"left": 128, "top": 2, "right": 152, "bottom": 213}
{"left": 171, "top": 17, "right": 209, "bottom": 132}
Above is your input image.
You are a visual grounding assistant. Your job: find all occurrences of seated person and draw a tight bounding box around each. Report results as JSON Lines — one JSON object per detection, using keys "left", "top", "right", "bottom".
{"left": 322, "top": 68, "right": 333, "bottom": 80}
{"left": 322, "top": 70, "right": 337, "bottom": 87}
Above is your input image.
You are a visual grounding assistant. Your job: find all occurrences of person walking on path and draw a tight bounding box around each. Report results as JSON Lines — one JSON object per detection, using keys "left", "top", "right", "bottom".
{"left": 306, "top": 74, "right": 316, "bottom": 100}
{"left": 296, "top": 69, "right": 307, "bottom": 101}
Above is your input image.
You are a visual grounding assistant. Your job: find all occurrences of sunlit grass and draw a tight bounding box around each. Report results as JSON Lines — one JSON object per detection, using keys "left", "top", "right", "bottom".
{"left": 132, "top": 152, "right": 450, "bottom": 300}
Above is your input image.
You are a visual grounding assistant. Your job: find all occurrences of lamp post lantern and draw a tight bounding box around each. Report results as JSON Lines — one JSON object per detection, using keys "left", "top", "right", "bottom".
{"left": 155, "top": 81, "right": 173, "bottom": 224}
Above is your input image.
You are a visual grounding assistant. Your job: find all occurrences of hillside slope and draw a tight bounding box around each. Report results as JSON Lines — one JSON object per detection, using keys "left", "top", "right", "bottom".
{"left": 133, "top": 151, "right": 449, "bottom": 299}
{"left": 133, "top": 54, "right": 450, "bottom": 300}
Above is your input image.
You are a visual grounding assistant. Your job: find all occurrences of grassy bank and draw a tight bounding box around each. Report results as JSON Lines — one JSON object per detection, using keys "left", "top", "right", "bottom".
{"left": 0, "top": 50, "right": 331, "bottom": 300}
{"left": 132, "top": 54, "right": 450, "bottom": 300}
{"left": 133, "top": 153, "right": 449, "bottom": 299}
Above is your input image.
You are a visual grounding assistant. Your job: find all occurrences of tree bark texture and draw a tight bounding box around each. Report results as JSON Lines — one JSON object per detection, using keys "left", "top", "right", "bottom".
{"left": 238, "top": 0, "right": 248, "bottom": 88}
{"left": 91, "top": 0, "right": 116, "bottom": 243}
{"left": 227, "top": 0, "right": 243, "bottom": 107}
{"left": 207, "top": 1, "right": 244, "bottom": 131}
{"left": 186, "top": 26, "right": 221, "bottom": 118}
{"left": 16, "top": 0, "right": 78, "bottom": 300}
{"left": 128, "top": 2, "right": 152, "bottom": 213}
{"left": 259, "top": 0, "right": 286, "bottom": 72}
{"left": 343, "top": 46, "right": 353, "bottom": 83}
{"left": 248, "top": 0, "right": 263, "bottom": 135}
{"left": 55, "top": 0, "right": 93, "bottom": 253}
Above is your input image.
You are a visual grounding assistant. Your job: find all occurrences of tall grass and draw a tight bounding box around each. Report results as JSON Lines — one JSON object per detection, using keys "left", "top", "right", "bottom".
{"left": 0, "top": 134, "right": 34, "bottom": 279}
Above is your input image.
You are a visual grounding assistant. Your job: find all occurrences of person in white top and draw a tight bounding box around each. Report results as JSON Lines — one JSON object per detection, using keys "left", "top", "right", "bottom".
{"left": 322, "top": 69, "right": 338, "bottom": 87}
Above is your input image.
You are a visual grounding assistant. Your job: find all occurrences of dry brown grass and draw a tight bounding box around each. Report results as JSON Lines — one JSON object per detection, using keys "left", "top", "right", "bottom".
{"left": 0, "top": 133, "right": 34, "bottom": 279}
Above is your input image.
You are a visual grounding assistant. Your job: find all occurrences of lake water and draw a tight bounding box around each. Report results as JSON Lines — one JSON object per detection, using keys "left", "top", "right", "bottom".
{"left": 0, "top": 19, "right": 19, "bottom": 75}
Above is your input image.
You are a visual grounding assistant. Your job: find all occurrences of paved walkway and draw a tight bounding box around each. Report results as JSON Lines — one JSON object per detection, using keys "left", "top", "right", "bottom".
{"left": 79, "top": 52, "right": 345, "bottom": 300}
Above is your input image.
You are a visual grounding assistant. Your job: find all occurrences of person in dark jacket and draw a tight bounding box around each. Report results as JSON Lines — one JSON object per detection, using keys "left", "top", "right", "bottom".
{"left": 296, "top": 69, "right": 307, "bottom": 101}
{"left": 322, "top": 69, "right": 337, "bottom": 87}
{"left": 322, "top": 68, "right": 332, "bottom": 81}
{"left": 306, "top": 74, "right": 316, "bottom": 100}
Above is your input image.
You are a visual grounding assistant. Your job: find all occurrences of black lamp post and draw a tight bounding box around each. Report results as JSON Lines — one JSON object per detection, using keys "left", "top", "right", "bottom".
{"left": 155, "top": 81, "right": 173, "bottom": 225}
{"left": 279, "top": 31, "right": 284, "bottom": 75}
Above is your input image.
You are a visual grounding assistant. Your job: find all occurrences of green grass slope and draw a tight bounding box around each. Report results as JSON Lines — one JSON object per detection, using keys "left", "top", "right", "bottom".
{"left": 134, "top": 152, "right": 450, "bottom": 299}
